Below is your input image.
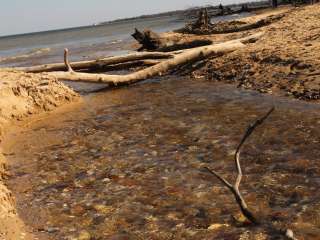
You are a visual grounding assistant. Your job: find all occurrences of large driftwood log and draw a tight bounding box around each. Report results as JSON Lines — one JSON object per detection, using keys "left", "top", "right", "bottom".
{"left": 132, "top": 28, "right": 163, "bottom": 51}
{"left": 44, "top": 33, "right": 263, "bottom": 86}
{"left": 16, "top": 52, "right": 173, "bottom": 73}
{"left": 132, "top": 11, "right": 284, "bottom": 52}
{"left": 132, "top": 28, "right": 213, "bottom": 52}
{"left": 176, "top": 13, "right": 285, "bottom": 35}
{"left": 85, "top": 59, "right": 163, "bottom": 73}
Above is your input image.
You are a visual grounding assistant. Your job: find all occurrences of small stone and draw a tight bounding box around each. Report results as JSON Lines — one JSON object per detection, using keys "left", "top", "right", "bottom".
{"left": 46, "top": 227, "right": 59, "bottom": 233}
{"left": 102, "top": 178, "right": 111, "bottom": 183}
{"left": 71, "top": 205, "right": 86, "bottom": 216}
{"left": 151, "top": 151, "right": 158, "bottom": 156}
{"left": 78, "top": 230, "right": 91, "bottom": 240}
{"left": 93, "top": 204, "right": 113, "bottom": 214}
{"left": 195, "top": 191, "right": 207, "bottom": 198}
{"left": 285, "top": 229, "right": 294, "bottom": 239}
{"left": 208, "top": 223, "right": 229, "bottom": 230}
{"left": 188, "top": 146, "right": 198, "bottom": 152}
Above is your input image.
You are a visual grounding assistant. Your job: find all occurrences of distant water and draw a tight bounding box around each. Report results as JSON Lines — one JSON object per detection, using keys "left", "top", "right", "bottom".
{"left": 0, "top": 13, "right": 251, "bottom": 67}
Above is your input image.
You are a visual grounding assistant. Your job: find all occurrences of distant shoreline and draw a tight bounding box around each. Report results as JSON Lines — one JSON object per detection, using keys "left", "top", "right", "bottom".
{"left": 0, "top": 0, "right": 270, "bottom": 39}
{"left": 102, "top": 0, "right": 270, "bottom": 24}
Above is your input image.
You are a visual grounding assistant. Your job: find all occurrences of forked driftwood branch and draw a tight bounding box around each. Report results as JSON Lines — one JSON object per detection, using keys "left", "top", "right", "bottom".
{"left": 132, "top": 27, "right": 212, "bottom": 52}
{"left": 16, "top": 51, "right": 173, "bottom": 73}
{"left": 205, "top": 107, "right": 298, "bottom": 239}
{"left": 205, "top": 107, "right": 275, "bottom": 224}
{"left": 63, "top": 48, "right": 156, "bottom": 74}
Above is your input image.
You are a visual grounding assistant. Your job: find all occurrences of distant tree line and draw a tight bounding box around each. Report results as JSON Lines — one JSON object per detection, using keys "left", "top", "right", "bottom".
{"left": 271, "top": 0, "right": 319, "bottom": 8}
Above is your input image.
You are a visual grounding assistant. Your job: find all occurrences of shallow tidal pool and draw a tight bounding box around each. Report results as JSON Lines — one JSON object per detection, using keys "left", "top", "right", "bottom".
{"left": 4, "top": 77, "right": 320, "bottom": 240}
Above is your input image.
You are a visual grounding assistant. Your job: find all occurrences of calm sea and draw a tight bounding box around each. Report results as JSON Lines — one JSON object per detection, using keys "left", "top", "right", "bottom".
{"left": 0, "top": 13, "right": 251, "bottom": 67}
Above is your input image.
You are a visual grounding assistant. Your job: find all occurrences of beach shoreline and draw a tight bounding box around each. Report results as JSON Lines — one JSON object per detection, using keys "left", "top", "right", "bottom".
{"left": 0, "top": 3, "right": 320, "bottom": 239}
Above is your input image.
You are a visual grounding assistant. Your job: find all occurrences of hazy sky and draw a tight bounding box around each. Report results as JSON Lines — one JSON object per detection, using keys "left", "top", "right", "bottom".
{"left": 0, "top": 0, "right": 249, "bottom": 36}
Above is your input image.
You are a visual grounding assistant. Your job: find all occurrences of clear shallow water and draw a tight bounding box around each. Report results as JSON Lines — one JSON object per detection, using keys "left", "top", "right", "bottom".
{"left": 5, "top": 77, "right": 320, "bottom": 240}
{"left": 3, "top": 8, "right": 317, "bottom": 239}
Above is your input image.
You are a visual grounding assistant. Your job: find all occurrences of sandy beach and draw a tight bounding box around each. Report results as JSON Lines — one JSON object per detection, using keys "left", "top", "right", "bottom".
{"left": 0, "top": 3, "right": 320, "bottom": 240}
{"left": 196, "top": 5, "right": 320, "bottom": 100}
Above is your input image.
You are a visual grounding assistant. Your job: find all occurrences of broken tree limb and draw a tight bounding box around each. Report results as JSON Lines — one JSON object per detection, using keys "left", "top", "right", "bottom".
{"left": 85, "top": 59, "right": 164, "bottom": 73}
{"left": 205, "top": 106, "right": 275, "bottom": 225}
{"left": 44, "top": 32, "right": 263, "bottom": 85}
{"left": 64, "top": 49, "right": 74, "bottom": 72}
{"left": 205, "top": 107, "right": 299, "bottom": 239}
{"left": 62, "top": 48, "right": 162, "bottom": 73}
{"left": 16, "top": 52, "right": 174, "bottom": 73}
{"left": 148, "top": 13, "right": 280, "bottom": 51}
{"left": 132, "top": 28, "right": 213, "bottom": 52}
{"left": 132, "top": 28, "right": 163, "bottom": 51}
{"left": 156, "top": 39, "right": 213, "bottom": 52}
{"left": 64, "top": 48, "right": 160, "bottom": 72}
{"left": 175, "top": 13, "right": 285, "bottom": 35}
{"left": 210, "top": 14, "right": 285, "bottom": 34}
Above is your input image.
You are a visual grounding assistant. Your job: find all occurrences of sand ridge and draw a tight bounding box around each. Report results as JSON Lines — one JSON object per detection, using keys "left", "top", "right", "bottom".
{"left": 0, "top": 69, "right": 78, "bottom": 239}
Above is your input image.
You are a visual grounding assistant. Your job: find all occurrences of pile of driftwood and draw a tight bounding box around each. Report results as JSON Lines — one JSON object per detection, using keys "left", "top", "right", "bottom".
{"left": 15, "top": 10, "right": 286, "bottom": 88}
{"left": 16, "top": 33, "right": 262, "bottom": 87}
{"left": 16, "top": 8, "right": 273, "bottom": 85}
{"left": 175, "top": 9, "right": 285, "bottom": 35}
{"left": 17, "top": 10, "right": 271, "bottom": 86}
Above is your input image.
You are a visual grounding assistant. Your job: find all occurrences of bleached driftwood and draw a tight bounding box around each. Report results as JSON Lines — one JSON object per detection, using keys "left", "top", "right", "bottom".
{"left": 205, "top": 107, "right": 298, "bottom": 240}
{"left": 44, "top": 33, "right": 263, "bottom": 86}
{"left": 132, "top": 28, "right": 212, "bottom": 51}
{"left": 205, "top": 107, "right": 275, "bottom": 224}
{"left": 16, "top": 52, "right": 173, "bottom": 73}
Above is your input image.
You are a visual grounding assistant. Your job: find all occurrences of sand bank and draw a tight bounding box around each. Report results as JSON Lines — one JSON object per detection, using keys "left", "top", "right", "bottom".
{"left": 0, "top": 69, "right": 78, "bottom": 239}
{"left": 196, "top": 4, "right": 320, "bottom": 100}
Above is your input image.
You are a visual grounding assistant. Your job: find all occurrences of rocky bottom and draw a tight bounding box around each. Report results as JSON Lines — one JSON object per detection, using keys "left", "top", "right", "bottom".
{"left": 4, "top": 77, "right": 320, "bottom": 240}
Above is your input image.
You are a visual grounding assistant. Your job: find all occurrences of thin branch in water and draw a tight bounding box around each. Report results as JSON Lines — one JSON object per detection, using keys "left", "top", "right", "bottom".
{"left": 205, "top": 107, "right": 275, "bottom": 225}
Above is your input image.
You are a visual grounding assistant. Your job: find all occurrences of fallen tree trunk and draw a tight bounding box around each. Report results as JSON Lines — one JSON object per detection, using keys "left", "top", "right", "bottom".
{"left": 44, "top": 33, "right": 263, "bottom": 86}
{"left": 175, "top": 13, "right": 285, "bottom": 35}
{"left": 16, "top": 52, "right": 173, "bottom": 73}
{"left": 132, "top": 28, "right": 213, "bottom": 52}
{"left": 132, "top": 28, "right": 163, "bottom": 51}
{"left": 132, "top": 12, "right": 283, "bottom": 51}
{"left": 85, "top": 59, "right": 163, "bottom": 73}
{"left": 210, "top": 14, "right": 285, "bottom": 34}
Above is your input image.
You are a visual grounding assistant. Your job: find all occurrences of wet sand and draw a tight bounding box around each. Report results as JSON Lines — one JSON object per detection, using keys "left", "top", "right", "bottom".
{"left": 0, "top": 69, "right": 78, "bottom": 240}
{"left": 3, "top": 77, "right": 320, "bottom": 239}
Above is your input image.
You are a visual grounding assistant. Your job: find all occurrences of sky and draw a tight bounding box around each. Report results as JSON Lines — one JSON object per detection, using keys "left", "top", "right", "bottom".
{"left": 0, "top": 0, "right": 250, "bottom": 36}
